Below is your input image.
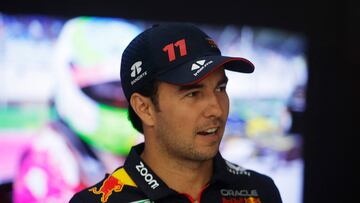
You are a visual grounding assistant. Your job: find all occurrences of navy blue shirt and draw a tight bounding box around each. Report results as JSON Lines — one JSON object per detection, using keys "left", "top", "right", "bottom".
{"left": 70, "top": 143, "right": 282, "bottom": 203}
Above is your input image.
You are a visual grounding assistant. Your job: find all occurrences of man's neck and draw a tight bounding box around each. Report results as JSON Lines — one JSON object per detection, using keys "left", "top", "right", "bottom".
{"left": 140, "top": 144, "right": 213, "bottom": 200}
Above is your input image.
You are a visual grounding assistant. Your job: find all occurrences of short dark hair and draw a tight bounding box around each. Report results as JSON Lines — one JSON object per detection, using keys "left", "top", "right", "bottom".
{"left": 128, "top": 79, "right": 160, "bottom": 133}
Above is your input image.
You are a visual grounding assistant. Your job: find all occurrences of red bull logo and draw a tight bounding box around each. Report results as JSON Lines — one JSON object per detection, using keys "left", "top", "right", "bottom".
{"left": 222, "top": 197, "right": 261, "bottom": 203}
{"left": 222, "top": 197, "right": 262, "bottom": 203}
{"left": 89, "top": 175, "right": 124, "bottom": 202}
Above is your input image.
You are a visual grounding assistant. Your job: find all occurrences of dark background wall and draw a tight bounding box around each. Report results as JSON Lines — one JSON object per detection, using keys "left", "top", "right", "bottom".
{"left": 1, "top": 1, "right": 357, "bottom": 202}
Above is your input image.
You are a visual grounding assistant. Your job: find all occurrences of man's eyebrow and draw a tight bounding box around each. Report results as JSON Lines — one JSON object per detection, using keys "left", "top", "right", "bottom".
{"left": 177, "top": 75, "right": 228, "bottom": 92}
{"left": 177, "top": 83, "right": 204, "bottom": 92}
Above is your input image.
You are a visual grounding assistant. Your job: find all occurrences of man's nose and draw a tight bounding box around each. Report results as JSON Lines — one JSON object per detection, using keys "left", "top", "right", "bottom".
{"left": 203, "top": 94, "right": 224, "bottom": 118}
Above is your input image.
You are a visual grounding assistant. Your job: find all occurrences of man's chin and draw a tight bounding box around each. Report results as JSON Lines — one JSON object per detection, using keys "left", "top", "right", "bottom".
{"left": 190, "top": 148, "right": 219, "bottom": 162}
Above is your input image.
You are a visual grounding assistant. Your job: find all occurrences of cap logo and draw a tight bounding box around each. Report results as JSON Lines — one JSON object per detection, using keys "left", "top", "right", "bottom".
{"left": 162, "top": 39, "right": 187, "bottom": 62}
{"left": 191, "top": 60, "right": 205, "bottom": 71}
{"left": 130, "top": 61, "right": 147, "bottom": 86}
{"left": 192, "top": 60, "right": 213, "bottom": 76}
{"left": 130, "top": 61, "right": 142, "bottom": 78}
{"left": 206, "top": 37, "right": 218, "bottom": 49}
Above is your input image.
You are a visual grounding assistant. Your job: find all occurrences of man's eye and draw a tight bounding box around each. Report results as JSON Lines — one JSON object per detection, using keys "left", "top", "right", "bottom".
{"left": 216, "top": 84, "right": 227, "bottom": 92}
{"left": 186, "top": 91, "right": 198, "bottom": 97}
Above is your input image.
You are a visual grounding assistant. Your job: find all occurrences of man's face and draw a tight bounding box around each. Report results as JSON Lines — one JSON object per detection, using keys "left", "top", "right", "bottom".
{"left": 153, "top": 67, "right": 229, "bottom": 161}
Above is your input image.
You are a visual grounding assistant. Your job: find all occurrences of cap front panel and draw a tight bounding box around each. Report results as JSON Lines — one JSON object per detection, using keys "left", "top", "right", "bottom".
{"left": 148, "top": 24, "right": 221, "bottom": 75}
{"left": 120, "top": 23, "right": 254, "bottom": 101}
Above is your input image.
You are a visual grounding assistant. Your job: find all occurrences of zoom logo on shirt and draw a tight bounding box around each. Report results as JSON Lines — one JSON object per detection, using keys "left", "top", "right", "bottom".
{"left": 135, "top": 161, "right": 160, "bottom": 189}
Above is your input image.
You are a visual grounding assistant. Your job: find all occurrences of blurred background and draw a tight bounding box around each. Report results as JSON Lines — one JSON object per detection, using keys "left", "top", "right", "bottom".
{"left": 0, "top": 1, "right": 356, "bottom": 203}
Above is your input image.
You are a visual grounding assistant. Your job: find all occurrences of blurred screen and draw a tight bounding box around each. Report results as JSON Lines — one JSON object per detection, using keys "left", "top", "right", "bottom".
{"left": 0, "top": 12, "right": 307, "bottom": 203}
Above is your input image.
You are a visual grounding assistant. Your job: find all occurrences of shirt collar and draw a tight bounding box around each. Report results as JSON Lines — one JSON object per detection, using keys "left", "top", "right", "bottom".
{"left": 211, "top": 151, "right": 234, "bottom": 184}
{"left": 124, "top": 143, "right": 177, "bottom": 200}
{"left": 124, "top": 143, "right": 244, "bottom": 199}
{"left": 212, "top": 152, "right": 252, "bottom": 184}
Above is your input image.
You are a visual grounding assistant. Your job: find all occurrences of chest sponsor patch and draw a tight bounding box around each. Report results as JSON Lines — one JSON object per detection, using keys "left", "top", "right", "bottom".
{"left": 220, "top": 189, "right": 262, "bottom": 203}
{"left": 89, "top": 168, "right": 137, "bottom": 202}
{"left": 89, "top": 175, "right": 124, "bottom": 203}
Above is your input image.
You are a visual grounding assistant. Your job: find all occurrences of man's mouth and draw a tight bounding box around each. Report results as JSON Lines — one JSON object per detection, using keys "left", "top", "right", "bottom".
{"left": 197, "top": 127, "right": 219, "bottom": 136}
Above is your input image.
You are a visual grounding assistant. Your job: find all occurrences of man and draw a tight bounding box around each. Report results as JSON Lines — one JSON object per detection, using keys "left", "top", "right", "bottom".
{"left": 70, "top": 23, "right": 282, "bottom": 203}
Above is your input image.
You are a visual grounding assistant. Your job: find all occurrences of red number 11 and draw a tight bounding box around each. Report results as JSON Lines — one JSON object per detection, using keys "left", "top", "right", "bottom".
{"left": 163, "top": 39, "right": 187, "bottom": 62}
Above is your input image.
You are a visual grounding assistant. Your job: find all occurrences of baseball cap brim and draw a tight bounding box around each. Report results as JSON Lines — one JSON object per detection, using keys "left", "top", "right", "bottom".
{"left": 157, "top": 55, "right": 254, "bottom": 85}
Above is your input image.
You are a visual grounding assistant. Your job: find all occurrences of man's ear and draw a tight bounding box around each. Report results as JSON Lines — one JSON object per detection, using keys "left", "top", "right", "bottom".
{"left": 130, "top": 93, "right": 156, "bottom": 127}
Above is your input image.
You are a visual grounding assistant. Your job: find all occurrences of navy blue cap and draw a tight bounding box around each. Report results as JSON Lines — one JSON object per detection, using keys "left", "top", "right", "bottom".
{"left": 120, "top": 23, "right": 254, "bottom": 101}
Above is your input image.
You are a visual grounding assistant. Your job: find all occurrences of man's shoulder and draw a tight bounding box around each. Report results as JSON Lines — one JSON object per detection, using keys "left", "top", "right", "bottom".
{"left": 69, "top": 167, "right": 145, "bottom": 203}
{"left": 220, "top": 159, "right": 282, "bottom": 202}
{"left": 222, "top": 159, "right": 276, "bottom": 185}
{"left": 69, "top": 176, "right": 109, "bottom": 203}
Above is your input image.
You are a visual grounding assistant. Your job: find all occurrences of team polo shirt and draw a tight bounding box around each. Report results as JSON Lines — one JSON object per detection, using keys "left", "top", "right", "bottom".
{"left": 70, "top": 143, "right": 282, "bottom": 203}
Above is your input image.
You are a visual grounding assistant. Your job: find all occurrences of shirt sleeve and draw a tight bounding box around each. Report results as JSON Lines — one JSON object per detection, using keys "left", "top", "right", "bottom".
{"left": 264, "top": 177, "right": 283, "bottom": 203}
{"left": 69, "top": 193, "right": 85, "bottom": 203}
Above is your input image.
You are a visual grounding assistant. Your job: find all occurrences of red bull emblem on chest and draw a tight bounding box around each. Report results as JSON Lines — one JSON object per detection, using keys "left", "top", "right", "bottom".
{"left": 89, "top": 175, "right": 124, "bottom": 202}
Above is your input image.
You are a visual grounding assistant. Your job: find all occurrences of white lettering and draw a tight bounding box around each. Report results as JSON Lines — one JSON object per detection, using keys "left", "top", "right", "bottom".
{"left": 135, "top": 161, "right": 160, "bottom": 189}
{"left": 131, "top": 71, "right": 147, "bottom": 85}
{"left": 144, "top": 173, "right": 152, "bottom": 181}
{"left": 225, "top": 160, "right": 250, "bottom": 176}
{"left": 193, "top": 61, "right": 213, "bottom": 76}
{"left": 220, "top": 189, "right": 258, "bottom": 197}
